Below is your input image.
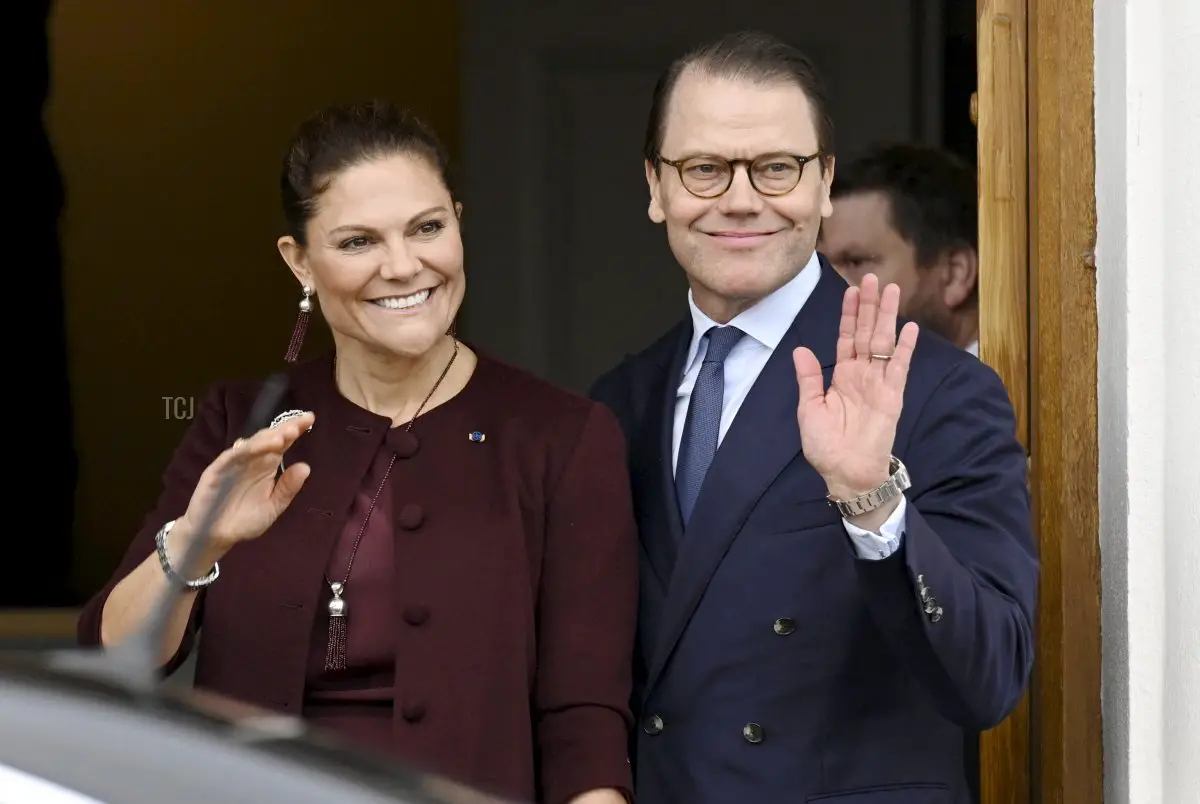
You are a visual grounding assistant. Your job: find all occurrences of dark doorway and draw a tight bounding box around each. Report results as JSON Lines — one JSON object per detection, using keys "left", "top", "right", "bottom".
{"left": 9, "top": 1, "right": 78, "bottom": 607}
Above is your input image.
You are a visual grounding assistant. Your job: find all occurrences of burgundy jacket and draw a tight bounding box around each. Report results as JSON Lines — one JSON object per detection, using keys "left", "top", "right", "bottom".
{"left": 77, "top": 352, "right": 638, "bottom": 804}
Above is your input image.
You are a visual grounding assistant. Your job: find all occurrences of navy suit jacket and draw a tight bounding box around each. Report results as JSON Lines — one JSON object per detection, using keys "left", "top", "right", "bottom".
{"left": 589, "top": 261, "right": 1038, "bottom": 804}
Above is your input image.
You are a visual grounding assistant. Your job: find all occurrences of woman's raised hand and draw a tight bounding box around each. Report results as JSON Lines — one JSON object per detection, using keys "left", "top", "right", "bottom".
{"left": 174, "top": 411, "right": 315, "bottom": 558}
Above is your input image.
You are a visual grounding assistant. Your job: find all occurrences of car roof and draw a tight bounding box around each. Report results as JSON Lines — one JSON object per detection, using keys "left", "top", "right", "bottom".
{"left": 0, "top": 652, "right": 514, "bottom": 804}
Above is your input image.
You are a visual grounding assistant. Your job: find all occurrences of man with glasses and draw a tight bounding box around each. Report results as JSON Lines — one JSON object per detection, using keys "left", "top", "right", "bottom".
{"left": 589, "top": 30, "right": 1037, "bottom": 804}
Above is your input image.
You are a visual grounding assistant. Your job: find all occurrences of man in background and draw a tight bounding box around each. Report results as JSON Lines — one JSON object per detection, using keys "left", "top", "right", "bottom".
{"left": 820, "top": 143, "right": 980, "bottom": 355}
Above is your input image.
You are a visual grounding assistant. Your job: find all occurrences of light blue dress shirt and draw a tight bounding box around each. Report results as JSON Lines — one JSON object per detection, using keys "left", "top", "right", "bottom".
{"left": 671, "top": 252, "right": 907, "bottom": 560}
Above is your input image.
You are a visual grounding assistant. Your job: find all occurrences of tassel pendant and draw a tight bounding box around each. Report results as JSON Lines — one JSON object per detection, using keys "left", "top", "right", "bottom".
{"left": 284, "top": 308, "right": 311, "bottom": 363}
{"left": 284, "top": 287, "right": 314, "bottom": 363}
{"left": 324, "top": 581, "right": 348, "bottom": 671}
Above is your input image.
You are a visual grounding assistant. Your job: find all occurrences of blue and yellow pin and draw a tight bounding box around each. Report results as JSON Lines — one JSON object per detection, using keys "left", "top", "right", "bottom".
{"left": 468, "top": 431, "right": 486, "bottom": 443}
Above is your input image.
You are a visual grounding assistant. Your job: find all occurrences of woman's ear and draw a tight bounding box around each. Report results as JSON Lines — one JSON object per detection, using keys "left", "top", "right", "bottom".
{"left": 277, "top": 235, "right": 312, "bottom": 288}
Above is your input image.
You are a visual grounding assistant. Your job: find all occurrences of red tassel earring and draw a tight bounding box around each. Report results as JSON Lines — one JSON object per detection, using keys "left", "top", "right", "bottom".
{"left": 284, "top": 285, "right": 313, "bottom": 363}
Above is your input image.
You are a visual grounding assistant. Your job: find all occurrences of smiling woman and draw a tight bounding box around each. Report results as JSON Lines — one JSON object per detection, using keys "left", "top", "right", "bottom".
{"left": 75, "top": 101, "right": 638, "bottom": 804}
{"left": 275, "top": 107, "right": 466, "bottom": 381}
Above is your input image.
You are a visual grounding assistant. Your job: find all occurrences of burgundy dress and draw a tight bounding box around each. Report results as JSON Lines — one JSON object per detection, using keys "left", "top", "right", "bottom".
{"left": 301, "top": 440, "right": 398, "bottom": 755}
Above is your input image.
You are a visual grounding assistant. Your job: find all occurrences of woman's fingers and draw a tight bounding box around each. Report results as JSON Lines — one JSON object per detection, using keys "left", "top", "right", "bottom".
{"left": 223, "top": 412, "right": 315, "bottom": 466}
{"left": 272, "top": 462, "right": 312, "bottom": 509}
{"left": 275, "top": 412, "right": 315, "bottom": 452}
{"left": 198, "top": 411, "right": 316, "bottom": 513}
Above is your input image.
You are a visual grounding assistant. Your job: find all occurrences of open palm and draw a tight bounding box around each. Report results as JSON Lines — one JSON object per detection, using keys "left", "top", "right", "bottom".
{"left": 792, "top": 274, "right": 919, "bottom": 500}
{"left": 178, "top": 412, "right": 315, "bottom": 555}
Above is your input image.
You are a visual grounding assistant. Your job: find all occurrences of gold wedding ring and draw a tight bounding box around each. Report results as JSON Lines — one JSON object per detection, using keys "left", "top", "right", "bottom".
{"left": 870, "top": 353, "right": 893, "bottom": 362}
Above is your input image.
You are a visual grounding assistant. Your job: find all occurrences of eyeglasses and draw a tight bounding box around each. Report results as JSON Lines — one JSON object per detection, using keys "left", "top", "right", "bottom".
{"left": 655, "top": 151, "right": 823, "bottom": 198}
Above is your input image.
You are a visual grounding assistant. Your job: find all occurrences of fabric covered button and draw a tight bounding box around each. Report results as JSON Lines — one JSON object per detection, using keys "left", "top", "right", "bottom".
{"left": 398, "top": 504, "right": 424, "bottom": 530}
{"left": 389, "top": 431, "right": 420, "bottom": 458}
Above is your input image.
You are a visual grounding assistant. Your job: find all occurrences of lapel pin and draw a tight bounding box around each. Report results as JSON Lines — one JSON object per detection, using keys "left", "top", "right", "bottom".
{"left": 468, "top": 431, "right": 486, "bottom": 443}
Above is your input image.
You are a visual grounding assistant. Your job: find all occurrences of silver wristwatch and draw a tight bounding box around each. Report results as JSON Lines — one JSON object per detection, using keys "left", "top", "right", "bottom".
{"left": 827, "top": 457, "right": 911, "bottom": 517}
{"left": 155, "top": 519, "right": 220, "bottom": 589}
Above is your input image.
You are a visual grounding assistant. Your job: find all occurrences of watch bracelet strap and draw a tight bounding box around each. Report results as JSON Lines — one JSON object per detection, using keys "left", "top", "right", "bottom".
{"left": 830, "top": 457, "right": 911, "bottom": 518}
{"left": 155, "top": 519, "right": 220, "bottom": 588}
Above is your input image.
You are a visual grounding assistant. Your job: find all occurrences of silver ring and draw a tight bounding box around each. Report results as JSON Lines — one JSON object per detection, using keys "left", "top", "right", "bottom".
{"left": 269, "top": 409, "right": 312, "bottom": 474}
{"left": 870, "top": 353, "right": 893, "bottom": 362}
{"left": 270, "top": 409, "right": 310, "bottom": 430}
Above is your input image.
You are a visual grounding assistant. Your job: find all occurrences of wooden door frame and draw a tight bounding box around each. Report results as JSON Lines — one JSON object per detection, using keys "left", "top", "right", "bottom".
{"left": 977, "top": 0, "right": 1103, "bottom": 802}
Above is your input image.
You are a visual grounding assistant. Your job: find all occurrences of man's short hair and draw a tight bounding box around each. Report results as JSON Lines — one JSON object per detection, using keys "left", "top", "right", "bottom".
{"left": 832, "top": 143, "right": 977, "bottom": 268}
{"left": 644, "top": 30, "right": 835, "bottom": 167}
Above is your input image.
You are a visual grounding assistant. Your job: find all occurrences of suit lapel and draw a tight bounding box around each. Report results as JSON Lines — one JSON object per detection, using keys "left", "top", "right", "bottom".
{"left": 630, "top": 323, "right": 691, "bottom": 590}
{"left": 644, "top": 263, "right": 845, "bottom": 694}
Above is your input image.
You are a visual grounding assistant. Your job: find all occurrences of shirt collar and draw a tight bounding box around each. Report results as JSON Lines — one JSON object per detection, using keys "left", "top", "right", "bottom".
{"left": 683, "top": 251, "right": 821, "bottom": 370}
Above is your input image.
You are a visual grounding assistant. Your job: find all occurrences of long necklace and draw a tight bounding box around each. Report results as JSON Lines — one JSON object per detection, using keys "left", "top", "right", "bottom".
{"left": 324, "top": 338, "right": 460, "bottom": 672}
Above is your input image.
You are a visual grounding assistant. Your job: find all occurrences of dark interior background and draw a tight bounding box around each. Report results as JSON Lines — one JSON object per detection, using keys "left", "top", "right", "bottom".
{"left": 17, "top": 0, "right": 975, "bottom": 606}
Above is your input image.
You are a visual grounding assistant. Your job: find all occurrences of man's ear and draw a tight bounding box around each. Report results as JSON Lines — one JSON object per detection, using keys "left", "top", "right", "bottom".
{"left": 941, "top": 245, "right": 979, "bottom": 310}
{"left": 819, "top": 155, "right": 836, "bottom": 219}
{"left": 277, "top": 236, "right": 313, "bottom": 290}
{"left": 645, "top": 159, "right": 666, "bottom": 224}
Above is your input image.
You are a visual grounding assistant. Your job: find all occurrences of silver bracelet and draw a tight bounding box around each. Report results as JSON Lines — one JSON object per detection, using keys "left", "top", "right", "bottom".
{"left": 155, "top": 519, "right": 220, "bottom": 589}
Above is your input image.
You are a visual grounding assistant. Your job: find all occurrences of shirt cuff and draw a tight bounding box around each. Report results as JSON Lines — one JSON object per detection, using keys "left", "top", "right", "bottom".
{"left": 842, "top": 496, "right": 908, "bottom": 560}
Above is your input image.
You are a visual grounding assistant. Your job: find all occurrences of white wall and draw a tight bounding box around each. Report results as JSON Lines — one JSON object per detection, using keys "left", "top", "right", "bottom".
{"left": 1095, "top": 0, "right": 1200, "bottom": 802}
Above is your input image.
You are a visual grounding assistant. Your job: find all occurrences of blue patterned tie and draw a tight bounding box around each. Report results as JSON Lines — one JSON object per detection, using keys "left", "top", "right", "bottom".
{"left": 676, "top": 325, "right": 746, "bottom": 526}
